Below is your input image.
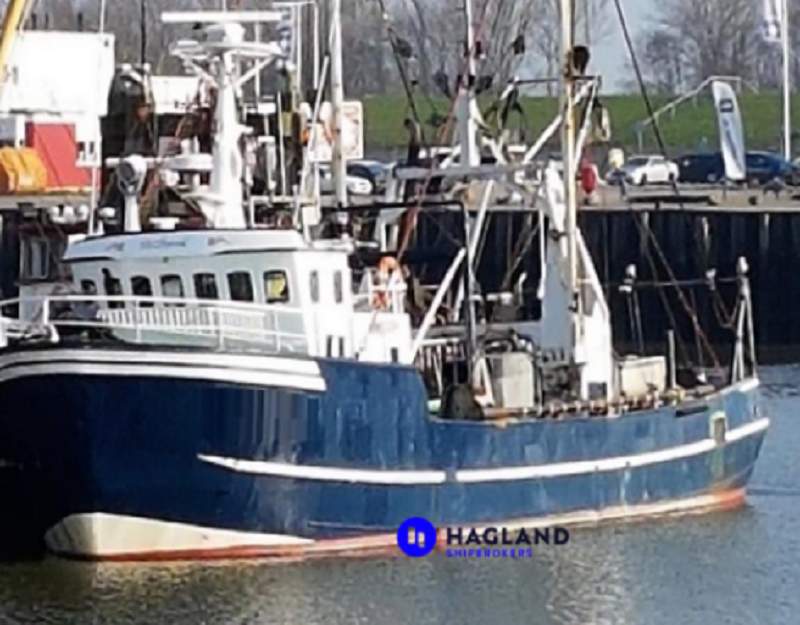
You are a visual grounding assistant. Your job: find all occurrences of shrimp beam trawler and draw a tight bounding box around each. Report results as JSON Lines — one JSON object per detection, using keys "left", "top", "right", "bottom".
{"left": 0, "top": 2, "right": 768, "bottom": 560}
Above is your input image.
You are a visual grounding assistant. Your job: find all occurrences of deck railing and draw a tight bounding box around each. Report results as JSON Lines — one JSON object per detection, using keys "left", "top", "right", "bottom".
{"left": 0, "top": 294, "right": 311, "bottom": 354}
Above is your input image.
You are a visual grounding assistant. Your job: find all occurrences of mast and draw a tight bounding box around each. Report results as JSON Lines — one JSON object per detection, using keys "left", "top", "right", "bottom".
{"left": 561, "top": 0, "right": 580, "bottom": 337}
{"left": 458, "top": 0, "right": 479, "bottom": 169}
{"left": 164, "top": 10, "right": 284, "bottom": 229}
{"left": 330, "top": 0, "right": 348, "bottom": 209}
{"left": 457, "top": 0, "right": 480, "bottom": 386}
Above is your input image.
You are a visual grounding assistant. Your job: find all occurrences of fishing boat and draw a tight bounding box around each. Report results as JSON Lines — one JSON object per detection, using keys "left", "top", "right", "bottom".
{"left": 0, "top": 2, "right": 768, "bottom": 561}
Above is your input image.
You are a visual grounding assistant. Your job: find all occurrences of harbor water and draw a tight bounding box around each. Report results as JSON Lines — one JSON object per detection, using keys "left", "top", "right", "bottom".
{"left": 0, "top": 365, "right": 798, "bottom": 625}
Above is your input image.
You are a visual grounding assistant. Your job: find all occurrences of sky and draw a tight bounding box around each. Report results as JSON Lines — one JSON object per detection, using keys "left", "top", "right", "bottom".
{"left": 592, "top": 0, "right": 652, "bottom": 93}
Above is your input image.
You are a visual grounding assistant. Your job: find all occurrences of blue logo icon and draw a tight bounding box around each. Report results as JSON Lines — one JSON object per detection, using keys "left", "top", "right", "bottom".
{"left": 397, "top": 517, "right": 437, "bottom": 557}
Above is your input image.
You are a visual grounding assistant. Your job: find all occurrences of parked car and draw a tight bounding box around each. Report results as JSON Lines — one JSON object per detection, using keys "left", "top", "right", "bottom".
{"left": 677, "top": 151, "right": 799, "bottom": 186}
{"left": 676, "top": 152, "right": 724, "bottom": 184}
{"left": 318, "top": 166, "right": 374, "bottom": 196}
{"left": 606, "top": 155, "right": 679, "bottom": 186}
{"left": 346, "top": 160, "right": 388, "bottom": 195}
{"left": 744, "top": 151, "right": 799, "bottom": 186}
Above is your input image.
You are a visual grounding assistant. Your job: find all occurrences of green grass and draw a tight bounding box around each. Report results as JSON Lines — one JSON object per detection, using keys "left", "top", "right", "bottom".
{"left": 362, "top": 92, "right": 800, "bottom": 157}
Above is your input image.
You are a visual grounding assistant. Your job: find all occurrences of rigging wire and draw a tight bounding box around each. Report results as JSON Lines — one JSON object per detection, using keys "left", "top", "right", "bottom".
{"left": 374, "top": 0, "right": 427, "bottom": 144}
{"left": 612, "top": 0, "right": 724, "bottom": 372}
{"left": 395, "top": 0, "right": 497, "bottom": 264}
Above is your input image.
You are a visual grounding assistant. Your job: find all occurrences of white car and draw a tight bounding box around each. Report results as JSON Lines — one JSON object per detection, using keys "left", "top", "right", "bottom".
{"left": 318, "top": 167, "right": 374, "bottom": 196}
{"left": 609, "top": 155, "right": 679, "bottom": 186}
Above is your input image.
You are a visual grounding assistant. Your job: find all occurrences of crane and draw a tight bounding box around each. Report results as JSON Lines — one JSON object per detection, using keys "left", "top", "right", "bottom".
{"left": 0, "top": 0, "right": 32, "bottom": 106}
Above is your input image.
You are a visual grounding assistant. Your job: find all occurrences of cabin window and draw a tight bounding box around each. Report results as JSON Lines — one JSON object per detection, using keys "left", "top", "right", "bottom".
{"left": 310, "top": 270, "right": 320, "bottom": 303}
{"left": 264, "top": 271, "right": 290, "bottom": 304}
{"left": 160, "top": 274, "right": 185, "bottom": 306}
{"left": 194, "top": 273, "right": 219, "bottom": 300}
{"left": 228, "top": 272, "right": 254, "bottom": 302}
{"left": 333, "top": 271, "right": 344, "bottom": 304}
{"left": 80, "top": 280, "right": 97, "bottom": 295}
{"left": 131, "top": 276, "right": 154, "bottom": 308}
{"left": 102, "top": 269, "right": 124, "bottom": 309}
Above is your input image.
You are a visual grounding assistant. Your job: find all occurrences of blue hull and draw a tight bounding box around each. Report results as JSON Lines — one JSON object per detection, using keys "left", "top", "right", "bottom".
{"left": 0, "top": 348, "right": 768, "bottom": 559}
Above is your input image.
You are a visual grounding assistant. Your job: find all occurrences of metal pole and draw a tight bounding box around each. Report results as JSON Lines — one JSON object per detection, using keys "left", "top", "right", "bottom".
{"left": 667, "top": 330, "right": 676, "bottom": 389}
{"left": 140, "top": 0, "right": 147, "bottom": 65}
{"left": 330, "top": 0, "right": 348, "bottom": 209}
{"left": 255, "top": 22, "right": 262, "bottom": 100}
{"left": 294, "top": 6, "right": 303, "bottom": 99}
{"left": 782, "top": 0, "right": 792, "bottom": 160}
{"left": 462, "top": 204, "right": 478, "bottom": 388}
{"left": 458, "top": 0, "right": 479, "bottom": 168}
{"left": 99, "top": 0, "right": 107, "bottom": 32}
{"left": 451, "top": 0, "right": 481, "bottom": 322}
{"left": 313, "top": 2, "right": 320, "bottom": 89}
{"left": 561, "top": 0, "right": 580, "bottom": 332}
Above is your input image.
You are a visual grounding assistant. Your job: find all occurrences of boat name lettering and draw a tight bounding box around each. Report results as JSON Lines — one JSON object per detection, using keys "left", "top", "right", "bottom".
{"left": 139, "top": 239, "right": 188, "bottom": 250}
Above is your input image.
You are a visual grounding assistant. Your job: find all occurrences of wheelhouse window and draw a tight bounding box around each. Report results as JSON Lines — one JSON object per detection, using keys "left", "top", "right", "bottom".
{"left": 194, "top": 273, "right": 219, "bottom": 300}
{"left": 264, "top": 271, "right": 290, "bottom": 304}
{"left": 131, "top": 276, "right": 154, "bottom": 308}
{"left": 102, "top": 268, "right": 124, "bottom": 309}
{"left": 160, "top": 274, "right": 185, "bottom": 306}
{"left": 333, "top": 271, "right": 343, "bottom": 304}
{"left": 310, "top": 270, "right": 320, "bottom": 303}
{"left": 228, "top": 272, "right": 254, "bottom": 302}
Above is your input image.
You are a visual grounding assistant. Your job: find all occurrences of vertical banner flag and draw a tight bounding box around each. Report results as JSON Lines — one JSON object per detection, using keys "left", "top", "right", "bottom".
{"left": 712, "top": 81, "right": 747, "bottom": 181}
{"left": 763, "top": 0, "right": 784, "bottom": 43}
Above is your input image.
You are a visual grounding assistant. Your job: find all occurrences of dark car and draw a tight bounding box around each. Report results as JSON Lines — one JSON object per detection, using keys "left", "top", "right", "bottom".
{"left": 677, "top": 151, "right": 799, "bottom": 186}
{"left": 675, "top": 153, "right": 724, "bottom": 184}
{"left": 744, "top": 151, "right": 798, "bottom": 186}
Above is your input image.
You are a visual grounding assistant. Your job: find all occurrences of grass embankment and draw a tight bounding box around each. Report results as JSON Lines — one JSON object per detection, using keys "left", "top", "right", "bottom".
{"left": 362, "top": 92, "right": 800, "bottom": 157}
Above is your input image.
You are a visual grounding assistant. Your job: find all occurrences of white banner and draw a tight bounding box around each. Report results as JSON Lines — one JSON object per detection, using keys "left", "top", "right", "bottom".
{"left": 712, "top": 81, "right": 747, "bottom": 181}
{"left": 763, "top": 0, "right": 784, "bottom": 43}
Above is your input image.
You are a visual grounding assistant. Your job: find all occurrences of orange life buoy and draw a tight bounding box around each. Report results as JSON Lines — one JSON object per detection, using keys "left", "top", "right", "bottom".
{"left": 374, "top": 256, "right": 400, "bottom": 309}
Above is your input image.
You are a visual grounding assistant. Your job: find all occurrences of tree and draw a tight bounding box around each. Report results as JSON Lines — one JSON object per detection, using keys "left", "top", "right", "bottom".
{"left": 635, "top": 28, "right": 686, "bottom": 95}
{"left": 636, "top": 0, "right": 762, "bottom": 91}
{"left": 389, "top": 0, "right": 611, "bottom": 98}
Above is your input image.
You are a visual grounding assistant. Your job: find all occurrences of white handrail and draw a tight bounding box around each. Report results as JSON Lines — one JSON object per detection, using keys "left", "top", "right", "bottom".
{"left": 0, "top": 294, "right": 311, "bottom": 355}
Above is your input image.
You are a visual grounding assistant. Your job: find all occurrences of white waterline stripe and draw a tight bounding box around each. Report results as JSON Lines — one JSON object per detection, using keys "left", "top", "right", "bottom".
{"left": 0, "top": 363, "right": 326, "bottom": 392}
{"left": 200, "top": 455, "right": 448, "bottom": 485}
{"left": 0, "top": 349, "right": 322, "bottom": 377}
{"left": 725, "top": 417, "right": 770, "bottom": 443}
{"left": 457, "top": 439, "right": 716, "bottom": 483}
{"left": 200, "top": 418, "right": 770, "bottom": 485}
